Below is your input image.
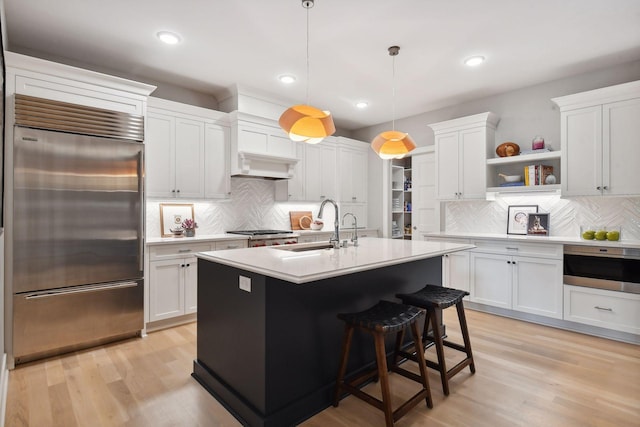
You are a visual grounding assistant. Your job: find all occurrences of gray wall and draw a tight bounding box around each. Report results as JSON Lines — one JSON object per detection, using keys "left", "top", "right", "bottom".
{"left": 352, "top": 60, "right": 640, "bottom": 149}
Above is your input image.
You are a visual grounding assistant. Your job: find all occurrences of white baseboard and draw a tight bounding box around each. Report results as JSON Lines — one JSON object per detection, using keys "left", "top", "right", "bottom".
{"left": 0, "top": 353, "right": 8, "bottom": 427}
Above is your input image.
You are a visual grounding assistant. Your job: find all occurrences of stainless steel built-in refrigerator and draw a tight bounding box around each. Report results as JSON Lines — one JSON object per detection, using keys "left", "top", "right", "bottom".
{"left": 12, "top": 95, "right": 145, "bottom": 364}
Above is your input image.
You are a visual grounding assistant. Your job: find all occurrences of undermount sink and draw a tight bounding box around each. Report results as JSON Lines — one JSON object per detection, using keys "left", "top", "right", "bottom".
{"left": 271, "top": 242, "right": 334, "bottom": 252}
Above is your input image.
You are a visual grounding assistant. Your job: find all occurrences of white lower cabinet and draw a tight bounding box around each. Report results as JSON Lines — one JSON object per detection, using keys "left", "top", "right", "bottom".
{"left": 148, "top": 239, "right": 247, "bottom": 324}
{"left": 443, "top": 251, "right": 470, "bottom": 296}
{"left": 469, "top": 241, "right": 563, "bottom": 319}
{"left": 512, "top": 256, "right": 563, "bottom": 318}
{"left": 564, "top": 285, "right": 640, "bottom": 334}
{"left": 471, "top": 253, "right": 563, "bottom": 318}
{"left": 470, "top": 252, "right": 512, "bottom": 309}
{"left": 149, "top": 257, "right": 196, "bottom": 321}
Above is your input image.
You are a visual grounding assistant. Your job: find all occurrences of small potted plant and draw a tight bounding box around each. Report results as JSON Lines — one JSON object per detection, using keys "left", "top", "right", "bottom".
{"left": 182, "top": 218, "right": 198, "bottom": 237}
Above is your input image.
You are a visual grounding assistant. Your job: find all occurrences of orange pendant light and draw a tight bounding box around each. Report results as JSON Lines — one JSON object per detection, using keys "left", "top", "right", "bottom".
{"left": 279, "top": 0, "right": 335, "bottom": 144}
{"left": 371, "top": 46, "right": 416, "bottom": 159}
{"left": 371, "top": 130, "right": 416, "bottom": 159}
{"left": 279, "top": 104, "right": 336, "bottom": 144}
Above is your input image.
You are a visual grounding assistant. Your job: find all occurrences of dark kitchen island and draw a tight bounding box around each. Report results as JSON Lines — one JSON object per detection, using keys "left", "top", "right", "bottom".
{"left": 192, "top": 238, "right": 474, "bottom": 427}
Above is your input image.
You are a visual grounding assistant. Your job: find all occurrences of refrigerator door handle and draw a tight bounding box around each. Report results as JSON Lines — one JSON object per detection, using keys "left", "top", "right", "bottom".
{"left": 23, "top": 281, "right": 138, "bottom": 300}
{"left": 138, "top": 150, "right": 145, "bottom": 273}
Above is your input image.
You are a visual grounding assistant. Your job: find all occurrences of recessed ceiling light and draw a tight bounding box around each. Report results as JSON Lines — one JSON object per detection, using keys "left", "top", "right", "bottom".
{"left": 279, "top": 74, "right": 296, "bottom": 84}
{"left": 355, "top": 101, "right": 369, "bottom": 109}
{"left": 157, "top": 31, "right": 181, "bottom": 45}
{"left": 464, "top": 56, "right": 485, "bottom": 67}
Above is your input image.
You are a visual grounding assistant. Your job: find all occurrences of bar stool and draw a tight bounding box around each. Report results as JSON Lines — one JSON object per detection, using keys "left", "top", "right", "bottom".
{"left": 334, "top": 300, "right": 433, "bottom": 427}
{"left": 396, "top": 284, "right": 475, "bottom": 396}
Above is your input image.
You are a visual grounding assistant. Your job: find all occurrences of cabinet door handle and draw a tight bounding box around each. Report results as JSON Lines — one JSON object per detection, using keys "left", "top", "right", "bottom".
{"left": 186, "top": 263, "right": 190, "bottom": 267}
{"left": 176, "top": 189, "right": 180, "bottom": 193}
{"left": 507, "top": 260, "right": 511, "bottom": 264}
{"left": 178, "top": 249, "right": 192, "bottom": 253}
{"left": 594, "top": 306, "right": 613, "bottom": 311}
{"left": 506, "top": 247, "right": 519, "bottom": 250}
{"left": 171, "top": 189, "right": 176, "bottom": 193}
{"left": 603, "top": 186, "right": 608, "bottom": 190}
{"left": 512, "top": 261, "right": 517, "bottom": 265}
{"left": 596, "top": 186, "right": 601, "bottom": 190}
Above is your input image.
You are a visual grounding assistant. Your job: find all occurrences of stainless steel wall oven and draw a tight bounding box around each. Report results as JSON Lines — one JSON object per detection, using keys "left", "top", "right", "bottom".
{"left": 563, "top": 245, "right": 640, "bottom": 294}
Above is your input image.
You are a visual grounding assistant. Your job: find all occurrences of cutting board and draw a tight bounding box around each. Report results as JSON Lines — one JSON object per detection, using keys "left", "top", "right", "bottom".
{"left": 289, "top": 211, "right": 313, "bottom": 230}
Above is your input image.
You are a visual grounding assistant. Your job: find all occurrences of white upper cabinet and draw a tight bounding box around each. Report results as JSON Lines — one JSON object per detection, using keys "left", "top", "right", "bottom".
{"left": 337, "top": 137, "right": 369, "bottom": 204}
{"left": 204, "top": 124, "right": 231, "bottom": 199}
{"left": 146, "top": 98, "right": 230, "bottom": 200}
{"left": 429, "top": 112, "right": 499, "bottom": 200}
{"left": 305, "top": 137, "right": 338, "bottom": 201}
{"left": 174, "top": 117, "right": 206, "bottom": 199}
{"left": 553, "top": 80, "right": 640, "bottom": 196}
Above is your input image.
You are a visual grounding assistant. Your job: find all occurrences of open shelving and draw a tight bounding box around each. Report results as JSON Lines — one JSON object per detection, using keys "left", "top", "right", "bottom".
{"left": 486, "top": 150, "right": 561, "bottom": 193}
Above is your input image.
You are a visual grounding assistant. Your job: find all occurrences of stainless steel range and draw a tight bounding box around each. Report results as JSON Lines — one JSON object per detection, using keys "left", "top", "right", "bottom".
{"left": 227, "top": 230, "right": 299, "bottom": 247}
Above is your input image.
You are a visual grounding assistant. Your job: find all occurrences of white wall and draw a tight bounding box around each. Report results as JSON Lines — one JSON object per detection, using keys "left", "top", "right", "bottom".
{"left": 354, "top": 60, "right": 640, "bottom": 239}
{"left": 352, "top": 60, "right": 640, "bottom": 148}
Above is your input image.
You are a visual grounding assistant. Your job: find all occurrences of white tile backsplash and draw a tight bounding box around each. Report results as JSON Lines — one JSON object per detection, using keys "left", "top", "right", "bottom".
{"left": 444, "top": 195, "right": 640, "bottom": 240}
{"left": 146, "top": 177, "right": 330, "bottom": 238}
{"left": 146, "top": 177, "right": 639, "bottom": 241}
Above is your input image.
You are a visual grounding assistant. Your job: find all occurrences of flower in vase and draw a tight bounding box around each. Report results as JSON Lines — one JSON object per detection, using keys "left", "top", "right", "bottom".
{"left": 181, "top": 218, "right": 198, "bottom": 230}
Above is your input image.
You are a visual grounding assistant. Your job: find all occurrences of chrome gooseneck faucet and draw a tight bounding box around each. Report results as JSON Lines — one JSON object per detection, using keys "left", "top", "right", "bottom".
{"left": 342, "top": 213, "right": 359, "bottom": 246}
{"left": 317, "top": 198, "right": 340, "bottom": 248}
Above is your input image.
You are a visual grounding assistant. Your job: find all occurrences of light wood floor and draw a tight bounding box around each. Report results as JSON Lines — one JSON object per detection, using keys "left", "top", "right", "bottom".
{"left": 6, "top": 309, "right": 640, "bottom": 427}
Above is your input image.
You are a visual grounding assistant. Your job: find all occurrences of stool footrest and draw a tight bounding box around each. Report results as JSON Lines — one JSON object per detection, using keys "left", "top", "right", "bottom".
{"left": 390, "top": 365, "right": 423, "bottom": 383}
{"left": 341, "top": 383, "right": 384, "bottom": 411}
{"left": 447, "top": 358, "right": 474, "bottom": 378}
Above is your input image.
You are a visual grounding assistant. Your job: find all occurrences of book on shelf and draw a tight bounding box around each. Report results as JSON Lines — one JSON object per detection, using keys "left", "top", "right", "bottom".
{"left": 499, "top": 181, "right": 525, "bottom": 187}
{"left": 524, "top": 164, "right": 554, "bottom": 186}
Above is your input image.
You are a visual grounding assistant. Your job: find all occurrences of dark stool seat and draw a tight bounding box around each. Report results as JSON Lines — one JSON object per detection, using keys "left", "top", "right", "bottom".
{"left": 334, "top": 300, "right": 433, "bottom": 427}
{"left": 396, "top": 284, "right": 475, "bottom": 396}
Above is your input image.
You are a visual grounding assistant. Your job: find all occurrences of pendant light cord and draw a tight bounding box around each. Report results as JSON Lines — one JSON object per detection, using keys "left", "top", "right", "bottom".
{"left": 305, "top": 3, "right": 310, "bottom": 106}
{"left": 392, "top": 52, "right": 396, "bottom": 131}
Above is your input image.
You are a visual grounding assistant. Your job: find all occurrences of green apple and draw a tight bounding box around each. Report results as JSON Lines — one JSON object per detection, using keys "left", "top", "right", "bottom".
{"left": 582, "top": 230, "right": 595, "bottom": 240}
{"left": 606, "top": 230, "right": 620, "bottom": 241}
{"left": 595, "top": 230, "right": 607, "bottom": 240}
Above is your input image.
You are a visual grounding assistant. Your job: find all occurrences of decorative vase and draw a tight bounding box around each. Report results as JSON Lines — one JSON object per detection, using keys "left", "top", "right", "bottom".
{"left": 184, "top": 229, "right": 195, "bottom": 237}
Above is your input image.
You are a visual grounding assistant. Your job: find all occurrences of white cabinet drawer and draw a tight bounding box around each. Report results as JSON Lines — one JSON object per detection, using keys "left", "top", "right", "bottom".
{"left": 149, "top": 243, "right": 214, "bottom": 260}
{"left": 564, "top": 285, "right": 640, "bottom": 334}
{"left": 471, "top": 240, "right": 562, "bottom": 259}
{"left": 214, "top": 240, "right": 248, "bottom": 251}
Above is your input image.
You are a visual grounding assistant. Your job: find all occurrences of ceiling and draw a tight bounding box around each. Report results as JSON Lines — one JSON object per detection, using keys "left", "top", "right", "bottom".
{"left": 4, "top": 0, "right": 640, "bottom": 131}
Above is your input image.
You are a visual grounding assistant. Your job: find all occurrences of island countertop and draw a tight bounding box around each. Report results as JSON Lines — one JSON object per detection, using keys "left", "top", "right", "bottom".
{"left": 196, "top": 237, "right": 475, "bottom": 284}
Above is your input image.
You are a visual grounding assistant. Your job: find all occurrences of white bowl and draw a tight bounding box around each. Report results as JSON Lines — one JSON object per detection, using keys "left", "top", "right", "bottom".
{"left": 500, "top": 174, "right": 522, "bottom": 182}
{"left": 310, "top": 222, "right": 323, "bottom": 230}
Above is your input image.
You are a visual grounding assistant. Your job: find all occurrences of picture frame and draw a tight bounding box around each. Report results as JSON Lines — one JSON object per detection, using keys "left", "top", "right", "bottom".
{"left": 160, "top": 203, "right": 194, "bottom": 237}
{"left": 527, "top": 212, "right": 550, "bottom": 236}
{"left": 506, "top": 205, "right": 538, "bottom": 235}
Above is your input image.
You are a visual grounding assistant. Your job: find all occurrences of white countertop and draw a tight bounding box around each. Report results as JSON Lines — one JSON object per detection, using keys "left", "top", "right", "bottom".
{"left": 146, "top": 233, "right": 250, "bottom": 246}
{"left": 196, "top": 237, "right": 474, "bottom": 284}
{"left": 424, "top": 231, "right": 640, "bottom": 249}
{"left": 146, "top": 229, "right": 379, "bottom": 246}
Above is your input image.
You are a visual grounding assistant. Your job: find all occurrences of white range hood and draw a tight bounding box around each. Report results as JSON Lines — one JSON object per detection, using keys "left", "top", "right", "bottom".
{"left": 228, "top": 111, "right": 300, "bottom": 179}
